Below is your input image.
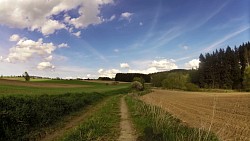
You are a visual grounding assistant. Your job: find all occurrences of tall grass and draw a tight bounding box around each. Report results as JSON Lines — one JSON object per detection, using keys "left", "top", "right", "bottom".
{"left": 125, "top": 96, "right": 219, "bottom": 141}
{"left": 61, "top": 95, "right": 121, "bottom": 141}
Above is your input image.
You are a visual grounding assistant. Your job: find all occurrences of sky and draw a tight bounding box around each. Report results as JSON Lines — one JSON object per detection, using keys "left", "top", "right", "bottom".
{"left": 0, "top": 0, "right": 249, "bottom": 79}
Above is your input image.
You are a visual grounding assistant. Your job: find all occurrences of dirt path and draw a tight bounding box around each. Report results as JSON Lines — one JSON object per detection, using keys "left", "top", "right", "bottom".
{"left": 118, "top": 96, "right": 137, "bottom": 141}
{"left": 40, "top": 98, "right": 109, "bottom": 141}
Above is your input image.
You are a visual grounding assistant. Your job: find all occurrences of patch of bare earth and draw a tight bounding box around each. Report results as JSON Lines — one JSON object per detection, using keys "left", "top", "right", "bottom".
{"left": 118, "top": 96, "right": 137, "bottom": 141}
{"left": 141, "top": 89, "right": 250, "bottom": 141}
{"left": 0, "top": 79, "right": 88, "bottom": 88}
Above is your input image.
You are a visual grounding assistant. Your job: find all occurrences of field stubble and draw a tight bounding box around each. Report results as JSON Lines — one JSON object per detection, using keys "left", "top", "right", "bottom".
{"left": 141, "top": 89, "right": 250, "bottom": 141}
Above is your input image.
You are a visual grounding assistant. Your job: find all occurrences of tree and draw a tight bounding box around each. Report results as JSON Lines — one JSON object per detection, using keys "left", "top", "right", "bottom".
{"left": 162, "top": 72, "right": 188, "bottom": 90}
{"left": 243, "top": 66, "right": 250, "bottom": 91}
{"left": 23, "top": 72, "right": 30, "bottom": 81}
{"left": 131, "top": 81, "right": 143, "bottom": 91}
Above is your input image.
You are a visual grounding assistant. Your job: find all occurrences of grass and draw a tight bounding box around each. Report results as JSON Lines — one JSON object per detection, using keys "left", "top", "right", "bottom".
{"left": 0, "top": 78, "right": 130, "bottom": 140}
{"left": 0, "top": 79, "right": 130, "bottom": 96}
{"left": 61, "top": 95, "right": 121, "bottom": 141}
{"left": 125, "top": 95, "right": 219, "bottom": 141}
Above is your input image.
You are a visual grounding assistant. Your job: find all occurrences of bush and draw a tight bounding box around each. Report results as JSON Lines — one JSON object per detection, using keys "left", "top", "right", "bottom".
{"left": 131, "top": 81, "right": 143, "bottom": 91}
{"left": 185, "top": 83, "right": 199, "bottom": 91}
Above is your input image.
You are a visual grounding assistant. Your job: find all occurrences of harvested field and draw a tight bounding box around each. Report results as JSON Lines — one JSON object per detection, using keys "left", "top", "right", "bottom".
{"left": 0, "top": 79, "right": 88, "bottom": 88}
{"left": 141, "top": 89, "right": 250, "bottom": 141}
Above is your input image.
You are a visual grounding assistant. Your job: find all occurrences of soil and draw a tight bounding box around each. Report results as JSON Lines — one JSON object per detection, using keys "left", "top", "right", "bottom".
{"left": 0, "top": 79, "right": 88, "bottom": 88}
{"left": 118, "top": 96, "right": 137, "bottom": 141}
{"left": 141, "top": 89, "right": 250, "bottom": 141}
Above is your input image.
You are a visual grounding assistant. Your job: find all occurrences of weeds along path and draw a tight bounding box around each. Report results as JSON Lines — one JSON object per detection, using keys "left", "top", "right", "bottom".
{"left": 40, "top": 98, "right": 110, "bottom": 141}
{"left": 118, "top": 96, "right": 137, "bottom": 141}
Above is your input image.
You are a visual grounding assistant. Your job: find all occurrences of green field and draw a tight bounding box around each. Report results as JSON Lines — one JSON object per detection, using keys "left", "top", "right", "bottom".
{"left": 0, "top": 79, "right": 130, "bottom": 140}
{"left": 0, "top": 79, "right": 129, "bottom": 96}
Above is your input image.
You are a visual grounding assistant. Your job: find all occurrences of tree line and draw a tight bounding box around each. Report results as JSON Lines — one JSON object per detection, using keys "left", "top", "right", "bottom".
{"left": 198, "top": 42, "right": 250, "bottom": 89}
{"left": 115, "top": 73, "right": 151, "bottom": 83}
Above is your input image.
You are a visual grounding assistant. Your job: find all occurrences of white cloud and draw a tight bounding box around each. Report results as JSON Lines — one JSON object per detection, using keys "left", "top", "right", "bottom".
{"left": 66, "top": 0, "right": 114, "bottom": 29}
{"left": 120, "top": 12, "right": 133, "bottom": 21}
{"left": 120, "top": 63, "right": 130, "bottom": 69}
{"left": 72, "top": 31, "right": 81, "bottom": 37}
{"left": 9, "top": 34, "right": 20, "bottom": 41}
{"left": 139, "top": 22, "right": 143, "bottom": 26}
{"left": 58, "top": 43, "right": 69, "bottom": 48}
{"left": 0, "top": 0, "right": 114, "bottom": 36}
{"left": 107, "top": 15, "right": 116, "bottom": 21}
{"left": 45, "top": 55, "right": 53, "bottom": 61}
{"left": 37, "top": 62, "right": 55, "bottom": 70}
{"left": 6, "top": 36, "right": 56, "bottom": 62}
{"left": 98, "top": 68, "right": 120, "bottom": 78}
{"left": 41, "top": 20, "right": 66, "bottom": 36}
{"left": 150, "top": 59, "right": 178, "bottom": 71}
{"left": 128, "top": 67, "right": 158, "bottom": 74}
{"left": 185, "top": 59, "right": 200, "bottom": 69}
{"left": 0, "top": 56, "right": 2, "bottom": 61}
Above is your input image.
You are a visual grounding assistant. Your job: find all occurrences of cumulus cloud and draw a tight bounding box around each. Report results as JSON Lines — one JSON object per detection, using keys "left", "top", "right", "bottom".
{"left": 6, "top": 36, "right": 56, "bottom": 62}
{"left": 185, "top": 59, "right": 200, "bottom": 69}
{"left": 120, "top": 12, "right": 133, "bottom": 21}
{"left": 128, "top": 67, "right": 158, "bottom": 74}
{"left": 58, "top": 43, "right": 69, "bottom": 48}
{"left": 127, "top": 59, "right": 178, "bottom": 74}
{"left": 98, "top": 68, "right": 120, "bottom": 78}
{"left": 37, "top": 62, "right": 55, "bottom": 70}
{"left": 9, "top": 34, "right": 20, "bottom": 41}
{"left": 72, "top": 31, "right": 81, "bottom": 37}
{"left": 150, "top": 59, "right": 178, "bottom": 71}
{"left": 0, "top": 0, "right": 114, "bottom": 36}
{"left": 45, "top": 55, "right": 53, "bottom": 61}
{"left": 120, "top": 63, "right": 130, "bottom": 69}
{"left": 41, "top": 20, "right": 66, "bottom": 36}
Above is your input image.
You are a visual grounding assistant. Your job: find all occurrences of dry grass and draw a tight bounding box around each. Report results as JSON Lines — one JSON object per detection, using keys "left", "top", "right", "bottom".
{"left": 141, "top": 89, "right": 250, "bottom": 141}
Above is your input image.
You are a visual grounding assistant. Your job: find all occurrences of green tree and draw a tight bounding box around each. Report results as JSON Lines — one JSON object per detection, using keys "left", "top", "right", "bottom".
{"left": 162, "top": 72, "right": 188, "bottom": 90}
{"left": 23, "top": 72, "right": 30, "bottom": 81}
{"left": 133, "top": 77, "right": 145, "bottom": 90}
{"left": 131, "top": 81, "right": 143, "bottom": 91}
{"left": 243, "top": 66, "right": 250, "bottom": 90}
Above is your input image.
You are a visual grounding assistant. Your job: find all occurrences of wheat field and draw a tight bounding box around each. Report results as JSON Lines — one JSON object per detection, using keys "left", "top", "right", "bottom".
{"left": 141, "top": 89, "right": 250, "bottom": 141}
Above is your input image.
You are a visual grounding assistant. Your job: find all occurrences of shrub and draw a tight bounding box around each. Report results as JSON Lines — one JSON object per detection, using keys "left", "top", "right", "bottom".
{"left": 131, "top": 81, "right": 143, "bottom": 91}
{"left": 185, "top": 83, "right": 199, "bottom": 91}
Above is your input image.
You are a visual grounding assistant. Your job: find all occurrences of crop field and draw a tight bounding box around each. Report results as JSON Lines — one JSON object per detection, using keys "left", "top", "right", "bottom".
{"left": 0, "top": 79, "right": 129, "bottom": 95}
{"left": 141, "top": 89, "right": 250, "bottom": 141}
{"left": 0, "top": 78, "right": 130, "bottom": 140}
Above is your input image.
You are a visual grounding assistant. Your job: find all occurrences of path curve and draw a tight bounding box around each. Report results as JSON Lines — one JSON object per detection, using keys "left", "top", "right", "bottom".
{"left": 118, "top": 96, "right": 137, "bottom": 141}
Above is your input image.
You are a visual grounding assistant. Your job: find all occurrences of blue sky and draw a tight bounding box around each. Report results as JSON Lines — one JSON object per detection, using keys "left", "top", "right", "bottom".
{"left": 0, "top": 0, "right": 249, "bottom": 78}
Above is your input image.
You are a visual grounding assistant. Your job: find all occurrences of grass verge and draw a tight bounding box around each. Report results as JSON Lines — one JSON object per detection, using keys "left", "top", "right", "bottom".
{"left": 60, "top": 95, "right": 121, "bottom": 141}
{"left": 125, "top": 95, "right": 219, "bottom": 141}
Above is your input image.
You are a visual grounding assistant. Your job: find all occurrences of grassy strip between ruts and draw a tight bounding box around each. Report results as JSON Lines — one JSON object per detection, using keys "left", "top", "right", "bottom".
{"left": 0, "top": 88, "right": 129, "bottom": 141}
{"left": 60, "top": 95, "right": 121, "bottom": 141}
{"left": 125, "top": 95, "right": 219, "bottom": 141}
